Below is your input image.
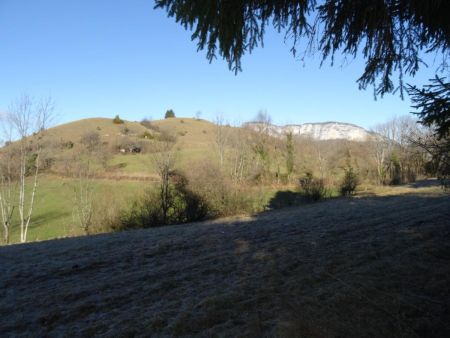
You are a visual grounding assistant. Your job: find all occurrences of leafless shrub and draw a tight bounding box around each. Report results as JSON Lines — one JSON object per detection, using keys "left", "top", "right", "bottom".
{"left": 140, "top": 118, "right": 160, "bottom": 132}
{"left": 186, "top": 160, "right": 258, "bottom": 216}
{"left": 80, "top": 131, "right": 100, "bottom": 151}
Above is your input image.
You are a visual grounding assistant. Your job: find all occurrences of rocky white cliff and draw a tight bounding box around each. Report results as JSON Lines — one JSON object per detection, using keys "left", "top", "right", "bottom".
{"left": 246, "top": 121, "right": 373, "bottom": 141}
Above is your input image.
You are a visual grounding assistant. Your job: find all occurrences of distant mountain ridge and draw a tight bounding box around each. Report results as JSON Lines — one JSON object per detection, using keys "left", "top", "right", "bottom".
{"left": 245, "top": 121, "right": 373, "bottom": 141}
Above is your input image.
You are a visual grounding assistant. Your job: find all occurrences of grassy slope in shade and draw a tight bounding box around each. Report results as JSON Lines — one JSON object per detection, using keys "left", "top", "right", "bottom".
{"left": 0, "top": 181, "right": 449, "bottom": 337}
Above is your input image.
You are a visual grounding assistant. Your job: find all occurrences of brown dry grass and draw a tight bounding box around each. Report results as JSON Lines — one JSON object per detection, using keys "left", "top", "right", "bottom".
{"left": 0, "top": 181, "right": 449, "bottom": 337}
{"left": 45, "top": 117, "right": 149, "bottom": 141}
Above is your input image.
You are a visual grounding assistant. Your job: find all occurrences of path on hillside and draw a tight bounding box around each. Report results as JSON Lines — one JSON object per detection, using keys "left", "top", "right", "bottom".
{"left": 0, "top": 186, "right": 449, "bottom": 337}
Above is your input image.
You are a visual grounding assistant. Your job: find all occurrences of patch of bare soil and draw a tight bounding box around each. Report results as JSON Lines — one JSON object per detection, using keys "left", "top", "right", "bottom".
{"left": 0, "top": 183, "right": 449, "bottom": 337}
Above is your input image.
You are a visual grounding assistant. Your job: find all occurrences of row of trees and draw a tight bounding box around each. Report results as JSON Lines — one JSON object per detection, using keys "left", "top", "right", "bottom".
{"left": 212, "top": 111, "right": 436, "bottom": 189}
{"left": 371, "top": 116, "right": 428, "bottom": 185}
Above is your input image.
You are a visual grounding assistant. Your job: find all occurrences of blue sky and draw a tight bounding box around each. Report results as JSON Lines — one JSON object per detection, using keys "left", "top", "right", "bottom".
{"left": 0, "top": 0, "right": 442, "bottom": 129}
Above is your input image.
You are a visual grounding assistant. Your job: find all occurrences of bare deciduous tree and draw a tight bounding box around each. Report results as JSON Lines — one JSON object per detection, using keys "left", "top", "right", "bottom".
{"left": 2, "top": 94, "right": 54, "bottom": 243}
{"left": 253, "top": 109, "right": 272, "bottom": 135}
{"left": 315, "top": 142, "right": 326, "bottom": 180}
{"left": 371, "top": 119, "right": 397, "bottom": 184}
{"left": 250, "top": 110, "right": 273, "bottom": 180}
{"left": 0, "top": 123, "right": 16, "bottom": 244}
{"left": 72, "top": 129, "right": 114, "bottom": 235}
{"left": 372, "top": 116, "right": 427, "bottom": 185}
{"left": 285, "top": 131, "right": 295, "bottom": 180}
{"left": 214, "top": 114, "right": 230, "bottom": 168}
{"left": 153, "top": 135, "right": 177, "bottom": 224}
{"left": 72, "top": 154, "right": 95, "bottom": 235}
{"left": 229, "top": 127, "right": 250, "bottom": 183}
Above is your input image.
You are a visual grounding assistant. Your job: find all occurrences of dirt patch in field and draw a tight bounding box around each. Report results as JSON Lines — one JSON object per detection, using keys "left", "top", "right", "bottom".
{"left": 0, "top": 184, "right": 449, "bottom": 337}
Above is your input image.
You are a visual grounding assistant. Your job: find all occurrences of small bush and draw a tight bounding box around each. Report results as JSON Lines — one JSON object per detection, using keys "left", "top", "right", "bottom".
{"left": 120, "top": 126, "right": 130, "bottom": 135}
{"left": 25, "top": 153, "right": 38, "bottom": 176}
{"left": 61, "top": 140, "right": 74, "bottom": 149}
{"left": 113, "top": 115, "right": 125, "bottom": 124}
{"left": 80, "top": 131, "right": 101, "bottom": 151}
{"left": 340, "top": 167, "right": 359, "bottom": 196}
{"left": 157, "top": 130, "right": 177, "bottom": 143}
{"left": 440, "top": 176, "right": 450, "bottom": 191}
{"left": 43, "top": 157, "right": 55, "bottom": 171}
{"left": 299, "top": 172, "right": 327, "bottom": 201}
{"left": 90, "top": 188, "right": 124, "bottom": 233}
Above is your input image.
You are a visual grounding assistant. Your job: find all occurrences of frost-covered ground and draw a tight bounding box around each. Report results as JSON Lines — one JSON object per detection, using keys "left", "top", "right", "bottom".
{"left": 1, "top": 182, "right": 449, "bottom": 337}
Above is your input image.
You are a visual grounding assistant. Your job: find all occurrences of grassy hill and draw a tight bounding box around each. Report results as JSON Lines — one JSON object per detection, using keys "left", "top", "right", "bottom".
{"left": 48, "top": 117, "right": 217, "bottom": 151}
{"left": 43, "top": 117, "right": 220, "bottom": 176}
{"left": 44, "top": 117, "right": 149, "bottom": 143}
{"left": 0, "top": 182, "right": 448, "bottom": 336}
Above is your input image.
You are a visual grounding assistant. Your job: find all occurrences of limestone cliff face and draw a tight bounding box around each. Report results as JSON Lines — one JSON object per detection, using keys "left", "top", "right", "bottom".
{"left": 246, "top": 121, "right": 373, "bottom": 141}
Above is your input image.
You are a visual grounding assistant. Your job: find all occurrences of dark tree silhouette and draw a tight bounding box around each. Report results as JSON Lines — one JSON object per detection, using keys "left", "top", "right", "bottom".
{"left": 155, "top": 0, "right": 450, "bottom": 97}
{"left": 408, "top": 77, "right": 450, "bottom": 180}
{"left": 408, "top": 77, "right": 450, "bottom": 139}
{"left": 165, "top": 109, "right": 176, "bottom": 119}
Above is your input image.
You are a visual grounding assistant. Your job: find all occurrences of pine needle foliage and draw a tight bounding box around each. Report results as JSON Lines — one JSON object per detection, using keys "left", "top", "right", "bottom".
{"left": 408, "top": 77, "right": 450, "bottom": 140}
{"left": 155, "top": 0, "right": 450, "bottom": 97}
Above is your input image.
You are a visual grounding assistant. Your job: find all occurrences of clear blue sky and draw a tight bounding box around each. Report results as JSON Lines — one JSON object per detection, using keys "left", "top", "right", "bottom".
{"left": 0, "top": 0, "right": 442, "bottom": 129}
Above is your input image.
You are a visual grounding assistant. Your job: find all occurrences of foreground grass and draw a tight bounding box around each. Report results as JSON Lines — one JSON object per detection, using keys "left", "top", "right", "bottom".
{"left": 0, "top": 182, "right": 448, "bottom": 337}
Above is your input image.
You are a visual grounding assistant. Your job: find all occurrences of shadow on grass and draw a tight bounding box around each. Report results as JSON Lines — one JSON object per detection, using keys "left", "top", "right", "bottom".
{"left": 267, "top": 190, "right": 305, "bottom": 210}
{"left": 267, "top": 189, "right": 340, "bottom": 210}
{"left": 406, "top": 178, "right": 441, "bottom": 189}
{"left": 1, "top": 189, "right": 449, "bottom": 337}
{"left": 28, "top": 210, "right": 72, "bottom": 229}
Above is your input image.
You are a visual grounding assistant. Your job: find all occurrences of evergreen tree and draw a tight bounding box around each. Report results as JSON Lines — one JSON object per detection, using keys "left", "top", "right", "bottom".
{"left": 408, "top": 77, "right": 450, "bottom": 140}
{"left": 165, "top": 109, "right": 175, "bottom": 119}
{"left": 286, "top": 132, "right": 294, "bottom": 178}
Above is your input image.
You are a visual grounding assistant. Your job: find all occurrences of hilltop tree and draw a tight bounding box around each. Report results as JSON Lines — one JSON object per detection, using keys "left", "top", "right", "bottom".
{"left": 165, "top": 109, "right": 175, "bottom": 119}
{"left": 113, "top": 115, "right": 124, "bottom": 124}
